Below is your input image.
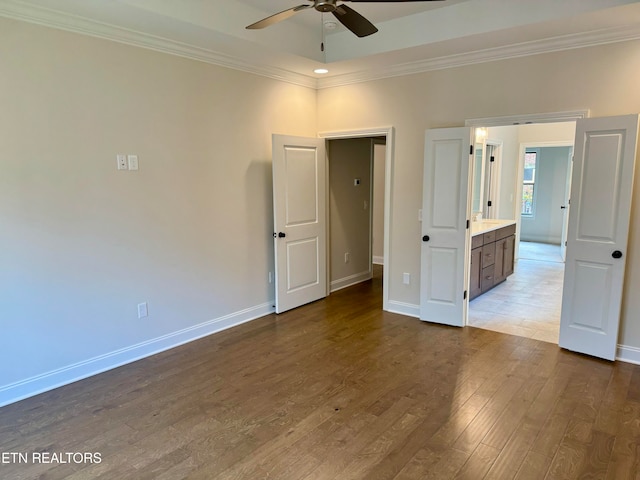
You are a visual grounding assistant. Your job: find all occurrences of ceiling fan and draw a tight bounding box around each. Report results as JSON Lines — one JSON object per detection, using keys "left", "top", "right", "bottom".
{"left": 246, "top": 0, "right": 445, "bottom": 38}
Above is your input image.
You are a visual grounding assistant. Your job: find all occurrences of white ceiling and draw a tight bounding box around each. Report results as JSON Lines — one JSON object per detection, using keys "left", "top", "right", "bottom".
{"left": 1, "top": 0, "right": 640, "bottom": 88}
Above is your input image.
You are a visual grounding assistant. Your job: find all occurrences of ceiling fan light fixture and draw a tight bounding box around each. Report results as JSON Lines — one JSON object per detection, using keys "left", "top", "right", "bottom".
{"left": 314, "top": 68, "right": 329, "bottom": 74}
{"left": 324, "top": 20, "right": 338, "bottom": 30}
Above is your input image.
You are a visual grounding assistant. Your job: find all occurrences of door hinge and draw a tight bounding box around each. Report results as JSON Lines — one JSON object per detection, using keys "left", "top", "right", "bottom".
{"left": 466, "top": 219, "right": 470, "bottom": 229}
{"left": 470, "top": 145, "right": 474, "bottom": 155}
{"left": 490, "top": 155, "right": 495, "bottom": 162}
{"left": 463, "top": 290, "right": 468, "bottom": 300}
{"left": 565, "top": 241, "right": 567, "bottom": 246}
{"left": 487, "top": 200, "right": 492, "bottom": 207}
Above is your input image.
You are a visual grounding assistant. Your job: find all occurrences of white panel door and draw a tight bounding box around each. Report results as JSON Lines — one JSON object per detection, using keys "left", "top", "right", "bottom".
{"left": 560, "top": 115, "right": 639, "bottom": 360}
{"left": 420, "top": 127, "right": 473, "bottom": 326}
{"left": 272, "top": 134, "right": 327, "bottom": 314}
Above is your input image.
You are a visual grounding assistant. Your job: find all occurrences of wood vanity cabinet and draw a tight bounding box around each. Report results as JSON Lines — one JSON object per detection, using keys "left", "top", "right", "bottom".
{"left": 470, "top": 224, "right": 516, "bottom": 300}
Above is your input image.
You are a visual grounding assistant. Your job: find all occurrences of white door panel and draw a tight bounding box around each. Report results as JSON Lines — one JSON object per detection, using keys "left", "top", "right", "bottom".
{"left": 560, "top": 115, "right": 639, "bottom": 360}
{"left": 421, "top": 127, "right": 473, "bottom": 326}
{"left": 273, "top": 135, "right": 327, "bottom": 313}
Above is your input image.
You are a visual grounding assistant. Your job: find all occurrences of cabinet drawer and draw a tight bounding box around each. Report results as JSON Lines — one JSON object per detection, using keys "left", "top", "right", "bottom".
{"left": 471, "top": 235, "right": 484, "bottom": 250}
{"left": 483, "top": 230, "right": 496, "bottom": 245}
{"left": 481, "top": 265, "right": 495, "bottom": 292}
{"left": 481, "top": 243, "right": 495, "bottom": 268}
{"left": 496, "top": 224, "right": 516, "bottom": 240}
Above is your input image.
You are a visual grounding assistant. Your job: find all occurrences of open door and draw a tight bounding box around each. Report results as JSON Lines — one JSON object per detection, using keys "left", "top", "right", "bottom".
{"left": 272, "top": 134, "right": 327, "bottom": 314}
{"left": 559, "top": 115, "right": 639, "bottom": 360}
{"left": 420, "top": 127, "right": 473, "bottom": 326}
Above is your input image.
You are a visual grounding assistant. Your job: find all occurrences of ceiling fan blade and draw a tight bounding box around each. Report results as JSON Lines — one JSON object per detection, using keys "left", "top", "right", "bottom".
{"left": 332, "top": 5, "right": 378, "bottom": 37}
{"left": 246, "top": 4, "right": 311, "bottom": 30}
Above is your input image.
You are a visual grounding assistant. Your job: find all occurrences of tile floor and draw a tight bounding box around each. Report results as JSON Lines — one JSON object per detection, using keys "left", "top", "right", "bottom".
{"left": 468, "top": 241, "right": 564, "bottom": 344}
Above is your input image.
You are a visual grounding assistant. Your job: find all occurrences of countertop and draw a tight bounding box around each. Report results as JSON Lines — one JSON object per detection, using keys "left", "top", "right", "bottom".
{"left": 471, "top": 219, "right": 516, "bottom": 236}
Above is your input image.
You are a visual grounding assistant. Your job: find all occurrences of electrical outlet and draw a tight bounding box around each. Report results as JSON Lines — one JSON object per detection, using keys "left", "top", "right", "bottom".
{"left": 116, "top": 154, "right": 127, "bottom": 170}
{"left": 137, "top": 302, "right": 148, "bottom": 319}
{"left": 345, "top": 252, "right": 350, "bottom": 263}
{"left": 403, "top": 273, "right": 411, "bottom": 285}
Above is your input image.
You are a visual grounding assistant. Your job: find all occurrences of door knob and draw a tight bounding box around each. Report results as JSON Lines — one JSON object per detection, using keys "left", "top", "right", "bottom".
{"left": 422, "top": 235, "right": 430, "bottom": 242}
{"left": 278, "top": 232, "right": 286, "bottom": 238}
{"left": 612, "top": 250, "right": 623, "bottom": 259}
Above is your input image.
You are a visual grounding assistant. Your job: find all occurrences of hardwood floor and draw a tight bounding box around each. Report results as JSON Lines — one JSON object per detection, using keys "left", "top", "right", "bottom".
{"left": 2, "top": 267, "right": 640, "bottom": 479}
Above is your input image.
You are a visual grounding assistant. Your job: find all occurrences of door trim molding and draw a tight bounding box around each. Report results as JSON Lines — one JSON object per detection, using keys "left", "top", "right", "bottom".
{"left": 465, "top": 110, "right": 590, "bottom": 127}
{"left": 318, "top": 126, "right": 394, "bottom": 311}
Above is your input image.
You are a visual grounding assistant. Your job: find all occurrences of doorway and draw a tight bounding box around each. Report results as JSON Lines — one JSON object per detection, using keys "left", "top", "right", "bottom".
{"left": 327, "top": 137, "right": 386, "bottom": 293}
{"left": 467, "top": 123, "right": 575, "bottom": 343}
{"left": 319, "top": 126, "right": 394, "bottom": 311}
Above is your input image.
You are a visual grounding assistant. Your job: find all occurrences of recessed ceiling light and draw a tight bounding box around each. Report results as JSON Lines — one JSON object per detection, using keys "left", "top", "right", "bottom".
{"left": 314, "top": 68, "right": 329, "bottom": 74}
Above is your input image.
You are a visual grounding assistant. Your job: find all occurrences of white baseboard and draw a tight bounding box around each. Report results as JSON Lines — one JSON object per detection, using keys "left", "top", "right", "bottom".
{"left": 387, "top": 300, "right": 420, "bottom": 318}
{"left": 372, "top": 256, "right": 384, "bottom": 265}
{"left": 8, "top": 300, "right": 635, "bottom": 407}
{"left": 520, "top": 237, "right": 561, "bottom": 245}
{"left": 616, "top": 344, "right": 640, "bottom": 365}
{"left": 330, "top": 270, "right": 372, "bottom": 293}
{"left": 0, "top": 302, "right": 275, "bottom": 408}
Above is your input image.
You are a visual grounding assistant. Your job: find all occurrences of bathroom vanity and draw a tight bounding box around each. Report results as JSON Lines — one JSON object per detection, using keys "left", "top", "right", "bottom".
{"left": 470, "top": 220, "right": 516, "bottom": 300}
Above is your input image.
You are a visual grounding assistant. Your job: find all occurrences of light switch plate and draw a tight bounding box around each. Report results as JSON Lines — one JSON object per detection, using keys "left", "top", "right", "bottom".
{"left": 127, "top": 155, "right": 139, "bottom": 171}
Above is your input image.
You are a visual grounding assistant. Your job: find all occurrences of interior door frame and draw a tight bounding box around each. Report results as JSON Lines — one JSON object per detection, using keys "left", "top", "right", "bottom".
{"left": 318, "top": 126, "right": 395, "bottom": 311}
{"left": 463, "top": 110, "right": 589, "bottom": 327}
{"left": 515, "top": 140, "right": 575, "bottom": 261}
{"left": 484, "top": 139, "right": 503, "bottom": 220}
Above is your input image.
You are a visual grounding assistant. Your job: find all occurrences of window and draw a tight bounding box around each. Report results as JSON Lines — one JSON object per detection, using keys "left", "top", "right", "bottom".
{"left": 522, "top": 150, "right": 537, "bottom": 216}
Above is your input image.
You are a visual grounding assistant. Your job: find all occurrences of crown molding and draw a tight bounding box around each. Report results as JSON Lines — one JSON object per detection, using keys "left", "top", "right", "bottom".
{"left": 2, "top": 0, "right": 640, "bottom": 91}
{"left": 317, "top": 24, "right": 640, "bottom": 89}
{"left": 0, "top": 0, "right": 319, "bottom": 89}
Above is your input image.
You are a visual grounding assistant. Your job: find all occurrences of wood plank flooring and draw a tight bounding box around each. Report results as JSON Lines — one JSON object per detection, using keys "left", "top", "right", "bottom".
{"left": 2, "top": 267, "right": 640, "bottom": 479}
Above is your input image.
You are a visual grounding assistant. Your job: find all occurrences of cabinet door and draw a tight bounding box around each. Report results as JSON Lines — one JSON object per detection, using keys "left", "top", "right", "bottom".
{"left": 470, "top": 247, "right": 482, "bottom": 299}
{"left": 494, "top": 237, "right": 506, "bottom": 284}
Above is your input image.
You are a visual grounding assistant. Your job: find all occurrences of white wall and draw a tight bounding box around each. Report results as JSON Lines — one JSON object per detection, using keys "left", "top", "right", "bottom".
{"left": 0, "top": 17, "right": 317, "bottom": 405}
{"left": 317, "top": 39, "right": 640, "bottom": 356}
{"left": 486, "top": 125, "right": 520, "bottom": 220}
